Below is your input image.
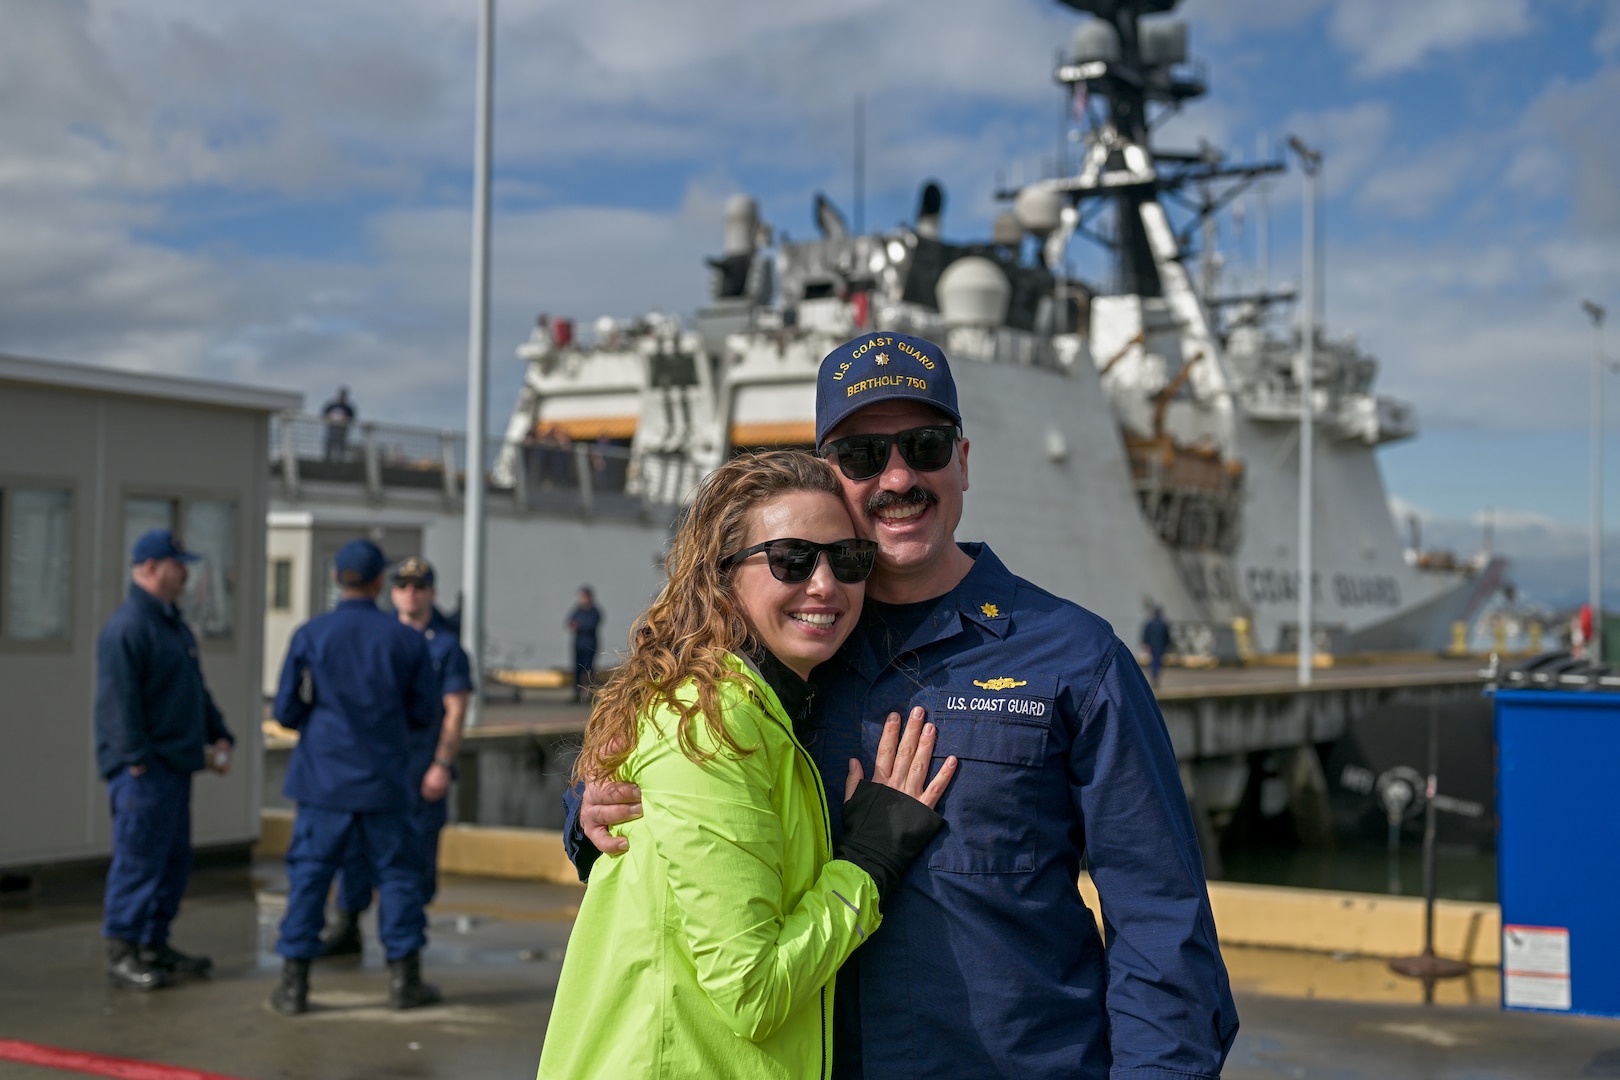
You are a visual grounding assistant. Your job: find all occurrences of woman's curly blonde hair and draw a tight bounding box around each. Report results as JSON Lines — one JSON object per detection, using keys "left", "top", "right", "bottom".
{"left": 573, "top": 450, "right": 846, "bottom": 782}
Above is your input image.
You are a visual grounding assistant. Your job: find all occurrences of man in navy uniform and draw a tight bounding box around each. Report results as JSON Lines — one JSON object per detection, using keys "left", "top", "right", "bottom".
{"left": 320, "top": 386, "right": 356, "bottom": 462}
{"left": 1142, "top": 604, "right": 1172, "bottom": 687}
{"left": 269, "top": 539, "right": 443, "bottom": 1015}
{"left": 570, "top": 334, "right": 1238, "bottom": 1078}
{"left": 96, "top": 528, "right": 235, "bottom": 991}
{"left": 564, "top": 585, "right": 601, "bottom": 703}
{"left": 319, "top": 555, "right": 472, "bottom": 957}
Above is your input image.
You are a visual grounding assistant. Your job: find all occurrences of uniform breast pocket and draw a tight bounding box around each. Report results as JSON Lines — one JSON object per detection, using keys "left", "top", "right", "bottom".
{"left": 923, "top": 674, "right": 1058, "bottom": 874}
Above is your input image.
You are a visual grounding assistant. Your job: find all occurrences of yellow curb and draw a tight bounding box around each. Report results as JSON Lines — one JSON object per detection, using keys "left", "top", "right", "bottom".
{"left": 1203, "top": 879, "right": 1498, "bottom": 966}
{"left": 255, "top": 809, "right": 580, "bottom": 886}
{"left": 489, "top": 668, "right": 571, "bottom": 690}
{"left": 434, "top": 823, "right": 579, "bottom": 884}
{"left": 1221, "top": 945, "right": 1500, "bottom": 1006}
{"left": 256, "top": 811, "right": 1500, "bottom": 965}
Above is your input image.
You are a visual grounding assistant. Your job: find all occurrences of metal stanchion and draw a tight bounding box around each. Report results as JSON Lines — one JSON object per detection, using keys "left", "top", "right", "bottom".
{"left": 1389, "top": 693, "right": 1470, "bottom": 990}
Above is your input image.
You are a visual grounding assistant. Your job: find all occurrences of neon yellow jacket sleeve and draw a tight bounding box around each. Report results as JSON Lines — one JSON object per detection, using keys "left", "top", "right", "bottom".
{"left": 630, "top": 687, "right": 882, "bottom": 1042}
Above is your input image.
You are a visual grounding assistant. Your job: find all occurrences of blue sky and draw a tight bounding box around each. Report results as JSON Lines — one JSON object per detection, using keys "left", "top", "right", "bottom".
{"left": 1, "top": 0, "right": 1618, "bottom": 571}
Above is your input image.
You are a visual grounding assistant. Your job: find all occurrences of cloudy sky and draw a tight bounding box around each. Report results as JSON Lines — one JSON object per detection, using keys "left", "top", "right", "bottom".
{"left": 2, "top": 0, "right": 1618, "bottom": 593}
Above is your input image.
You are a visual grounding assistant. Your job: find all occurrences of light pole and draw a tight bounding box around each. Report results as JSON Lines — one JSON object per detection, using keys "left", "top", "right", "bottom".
{"left": 1288, "top": 135, "right": 1321, "bottom": 687}
{"left": 1585, "top": 299, "right": 1607, "bottom": 663}
{"left": 462, "top": 0, "right": 494, "bottom": 727}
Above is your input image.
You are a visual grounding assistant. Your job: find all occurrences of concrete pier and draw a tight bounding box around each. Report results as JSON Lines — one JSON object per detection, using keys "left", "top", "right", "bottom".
{"left": 2, "top": 861, "right": 1616, "bottom": 1080}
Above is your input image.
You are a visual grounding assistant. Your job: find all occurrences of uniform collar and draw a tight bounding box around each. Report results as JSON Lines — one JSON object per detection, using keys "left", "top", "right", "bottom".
{"left": 951, "top": 543, "right": 1016, "bottom": 640}
{"left": 845, "top": 542, "right": 1016, "bottom": 682}
{"left": 127, "top": 581, "right": 180, "bottom": 621}
{"left": 337, "top": 597, "right": 379, "bottom": 611}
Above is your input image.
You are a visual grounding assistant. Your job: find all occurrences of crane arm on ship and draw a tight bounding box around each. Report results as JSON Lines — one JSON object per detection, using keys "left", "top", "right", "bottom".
{"left": 1097, "top": 330, "right": 1147, "bottom": 378}
{"left": 1153, "top": 350, "right": 1204, "bottom": 440}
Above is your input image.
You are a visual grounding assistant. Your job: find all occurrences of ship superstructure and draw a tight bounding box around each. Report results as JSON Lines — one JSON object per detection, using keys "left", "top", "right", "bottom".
{"left": 270, "top": 0, "right": 1500, "bottom": 669}
{"left": 486, "top": 0, "right": 1498, "bottom": 655}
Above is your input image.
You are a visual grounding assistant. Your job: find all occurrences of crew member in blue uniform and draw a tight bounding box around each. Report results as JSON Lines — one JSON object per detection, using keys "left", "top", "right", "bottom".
{"left": 569, "top": 333, "right": 1238, "bottom": 1078}
{"left": 319, "top": 556, "right": 472, "bottom": 957}
{"left": 96, "top": 529, "right": 235, "bottom": 991}
{"left": 1142, "top": 604, "right": 1172, "bottom": 687}
{"left": 565, "top": 586, "right": 601, "bottom": 702}
{"left": 269, "top": 539, "right": 444, "bottom": 1015}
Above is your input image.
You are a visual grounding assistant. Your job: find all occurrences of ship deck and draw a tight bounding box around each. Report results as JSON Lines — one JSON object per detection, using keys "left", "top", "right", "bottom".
{"left": 2, "top": 859, "right": 1616, "bottom": 1080}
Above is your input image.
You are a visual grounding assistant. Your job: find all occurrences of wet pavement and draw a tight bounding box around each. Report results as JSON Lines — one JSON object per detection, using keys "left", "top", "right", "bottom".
{"left": 3, "top": 861, "right": 1618, "bottom": 1079}
{"left": 0, "top": 863, "right": 574, "bottom": 1079}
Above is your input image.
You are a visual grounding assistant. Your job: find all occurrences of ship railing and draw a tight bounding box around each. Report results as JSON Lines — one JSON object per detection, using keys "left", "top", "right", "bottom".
{"left": 271, "top": 413, "right": 652, "bottom": 520}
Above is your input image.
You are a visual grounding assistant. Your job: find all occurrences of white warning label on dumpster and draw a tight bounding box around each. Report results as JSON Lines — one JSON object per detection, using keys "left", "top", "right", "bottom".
{"left": 1503, "top": 925, "right": 1571, "bottom": 1010}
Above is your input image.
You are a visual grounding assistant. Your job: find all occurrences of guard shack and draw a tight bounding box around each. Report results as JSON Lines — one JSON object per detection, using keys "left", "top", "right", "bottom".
{"left": 0, "top": 354, "right": 299, "bottom": 872}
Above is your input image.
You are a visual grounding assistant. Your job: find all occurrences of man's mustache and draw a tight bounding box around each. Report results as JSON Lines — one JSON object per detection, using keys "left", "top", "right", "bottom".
{"left": 865, "top": 488, "right": 938, "bottom": 516}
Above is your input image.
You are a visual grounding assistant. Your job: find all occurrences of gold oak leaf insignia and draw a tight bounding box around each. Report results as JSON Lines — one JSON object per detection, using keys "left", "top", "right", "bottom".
{"left": 874, "top": 352, "right": 890, "bottom": 365}
{"left": 980, "top": 602, "right": 1000, "bottom": 618}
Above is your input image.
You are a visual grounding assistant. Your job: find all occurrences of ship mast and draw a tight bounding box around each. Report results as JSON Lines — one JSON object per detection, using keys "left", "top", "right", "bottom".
{"left": 1047, "top": 0, "right": 1282, "bottom": 303}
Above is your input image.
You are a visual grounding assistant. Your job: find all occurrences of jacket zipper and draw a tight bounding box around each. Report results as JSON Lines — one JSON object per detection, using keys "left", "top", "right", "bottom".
{"left": 790, "top": 702, "right": 834, "bottom": 1080}
{"left": 747, "top": 667, "right": 837, "bottom": 1077}
{"left": 820, "top": 984, "right": 829, "bottom": 1080}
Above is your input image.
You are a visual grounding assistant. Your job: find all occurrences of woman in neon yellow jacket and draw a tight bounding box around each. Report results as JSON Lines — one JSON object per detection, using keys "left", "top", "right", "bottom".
{"left": 537, "top": 451, "right": 956, "bottom": 1079}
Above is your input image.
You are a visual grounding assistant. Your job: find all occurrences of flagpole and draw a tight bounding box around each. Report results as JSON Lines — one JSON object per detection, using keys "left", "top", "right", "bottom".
{"left": 462, "top": 0, "right": 494, "bottom": 728}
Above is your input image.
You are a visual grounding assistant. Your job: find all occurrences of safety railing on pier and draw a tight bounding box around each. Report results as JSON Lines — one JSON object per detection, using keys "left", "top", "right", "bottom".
{"left": 270, "top": 413, "right": 654, "bottom": 520}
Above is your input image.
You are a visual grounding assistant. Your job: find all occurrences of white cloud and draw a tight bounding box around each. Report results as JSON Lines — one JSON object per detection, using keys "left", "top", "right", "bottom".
{"left": 1276, "top": 101, "right": 1393, "bottom": 199}
{"left": 1503, "top": 144, "right": 1570, "bottom": 199}
{"left": 1185, "top": 0, "right": 1329, "bottom": 34}
{"left": 0, "top": 0, "right": 1082, "bottom": 422}
{"left": 1330, "top": 0, "right": 1532, "bottom": 76}
{"left": 1521, "top": 67, "right": 1620, "bottom": 235}
{"left": 1597, "top": 0, "right": 1620, "bottom": 60}
{"left": 1356, "top": 141, "right": 1489, "bottom": 219}
{"left": 0, "top": 0, "right": 1614, "bottom": 501}
{"left": 1317, "top": 235, "right": 1614, "bottom": 431}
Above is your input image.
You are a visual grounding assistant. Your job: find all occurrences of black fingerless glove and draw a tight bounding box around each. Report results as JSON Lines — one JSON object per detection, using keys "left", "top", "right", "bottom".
{"left": 835, "top": 780, "right": 946, "bottom": 904}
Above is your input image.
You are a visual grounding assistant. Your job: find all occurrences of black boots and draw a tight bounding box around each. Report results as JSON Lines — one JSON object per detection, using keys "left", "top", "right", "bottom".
{"left": 106, "top": 939, "right": 167, "bottom": 991}
{"left": 271, "top": 951, "right": 440, "bottom": 1015}
{"left": 140, "top": 942, "right": 213, "bottom": 977}
{"left": 269, "top": 957, "right": 310, "bottom": 1015}
{"left": 317, "top": 910, "right": 363, "bottom": 959}
{"left": 387, "top": 951, "right": 442, "bottom": 1010}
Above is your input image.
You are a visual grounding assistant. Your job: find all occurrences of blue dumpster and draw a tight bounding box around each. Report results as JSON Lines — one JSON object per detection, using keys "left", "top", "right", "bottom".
{"left": 1496, "top": 687, "right": 1620, "bottom": 1016}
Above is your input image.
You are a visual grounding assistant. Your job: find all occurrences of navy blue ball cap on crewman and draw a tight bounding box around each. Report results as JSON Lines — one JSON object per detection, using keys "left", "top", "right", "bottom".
{"left": 334, "top": 538, "right": 388, "bottom": 585}
{"left": 130, "top": 528, "right": 200, "bottom": 565}
{"left": 392, "top": 556, "right": 435, "bottom": 587}
{"left": 815, "top": 331, "right": 961, "bottom": 447}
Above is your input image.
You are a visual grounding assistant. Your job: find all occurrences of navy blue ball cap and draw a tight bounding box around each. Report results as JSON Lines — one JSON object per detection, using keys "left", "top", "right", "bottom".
{"left": 392, "top": 555, "right": 435, "bottom": 587}
{"left": 335, "top": 538, "right": 388, "bottom": 585}
{"left": 130, "top": 528, "right": 200, "bottom": 565}
{"left": 815, "top": 332, "right": 961, "bottom": 447}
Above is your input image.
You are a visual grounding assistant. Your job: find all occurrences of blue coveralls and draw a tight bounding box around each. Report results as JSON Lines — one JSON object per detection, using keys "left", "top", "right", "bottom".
{"left": 335, "top": 611, "right": 473, "bottom": 912}
{"left": 273, "top": 598, "right": 442, "bottom": 961}
{"left": 567, "top": 604, "right": 600, "bottom": 697}
{"left": 1143, "top": 613, "right": 1172, "bottom": 684}
{"left": 96, "top": 584, "right": 234, "bottom": 946}
{"left": 567, "top": 543, "right": 1238, "bottom": 1079}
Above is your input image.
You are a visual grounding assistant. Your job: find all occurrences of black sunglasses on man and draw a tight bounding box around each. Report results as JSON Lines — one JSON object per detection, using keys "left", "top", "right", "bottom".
{"left": 818, "top": 424, "right": 960, "bottom": 482}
